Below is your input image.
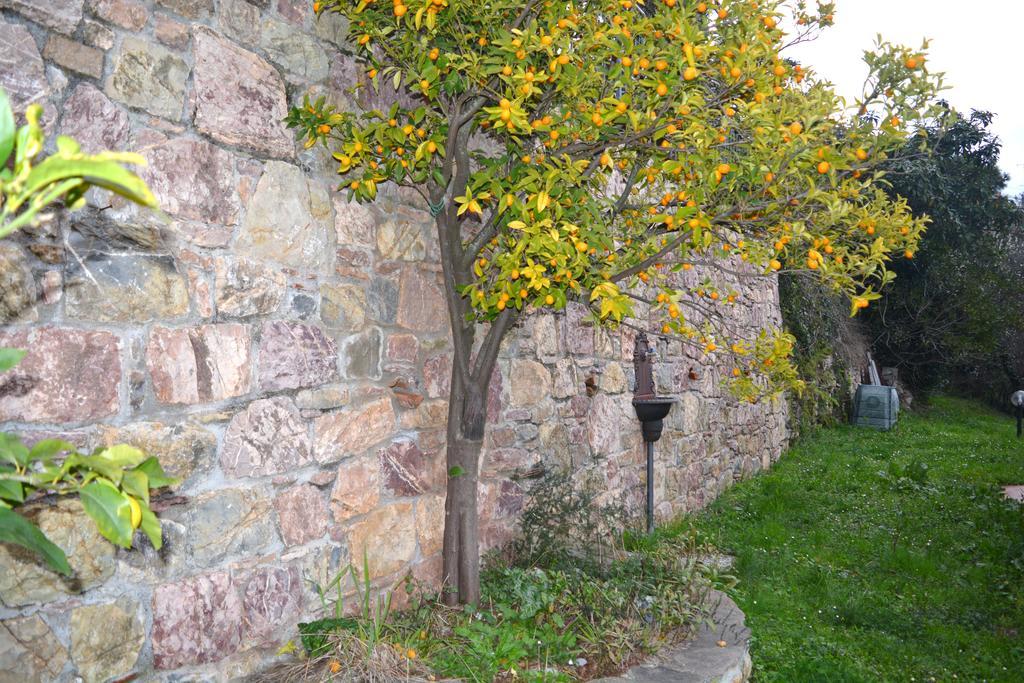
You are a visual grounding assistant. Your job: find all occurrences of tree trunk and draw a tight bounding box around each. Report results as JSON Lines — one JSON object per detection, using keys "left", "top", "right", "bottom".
{"left": 440, "top": 357, "right": 489, "bottom": 605}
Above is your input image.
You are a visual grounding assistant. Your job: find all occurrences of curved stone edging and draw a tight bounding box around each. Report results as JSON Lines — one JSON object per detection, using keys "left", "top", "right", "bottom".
{"left": 594, "top": 589, "right": 752, "bottom": 683}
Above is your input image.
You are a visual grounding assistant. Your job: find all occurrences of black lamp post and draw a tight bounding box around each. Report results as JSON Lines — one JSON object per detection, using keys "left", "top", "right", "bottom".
{"left": 631, "top": 332, "right": 678, "bottom": 534}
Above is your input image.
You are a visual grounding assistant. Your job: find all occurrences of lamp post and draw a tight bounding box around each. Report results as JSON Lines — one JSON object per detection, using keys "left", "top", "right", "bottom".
{"left": 631, "top": 332, "right": 678, "bottom": 534}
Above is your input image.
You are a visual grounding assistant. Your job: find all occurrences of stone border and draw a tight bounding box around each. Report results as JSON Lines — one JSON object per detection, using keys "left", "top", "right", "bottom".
{"left": 594, "top": 589, "right": 752, "bottom": 683}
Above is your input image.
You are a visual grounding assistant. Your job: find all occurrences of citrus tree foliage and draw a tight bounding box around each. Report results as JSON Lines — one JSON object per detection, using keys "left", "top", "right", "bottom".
{"left": 292, "top": 0, "right": 942, "bottom": 401}
{"left": 0, "top": 90, "right": 170, "bottom": 574}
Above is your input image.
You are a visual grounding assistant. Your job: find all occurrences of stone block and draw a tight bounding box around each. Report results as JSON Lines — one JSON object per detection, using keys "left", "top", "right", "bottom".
{"left": 42, "top": 35, "right": 104, "bottom": 79}
{"left": 259, "top": 16, "right": 328, "bottom": 81}
{"left": 258, "top": 321, "right": 338, "bottom": 391}
{"left": 97, "top": 421, "right": 216, "bottom": 482}
{"left": 347, "top": 503, "right": 416, "bottom": 579}
{"left": 65, "top": 253, "right": 189, "bottom": 322}
{"left": 0, "top": 22, "right": 50, "bottom": 127}
{"left": 321, "top": 282, "right": 366, "bottom": 331}
{"left": 154, "top": 15, "right": 189, "bottom": 48}
{"left": 274, "top": 484, "right": 328, "bottom": 547}
{"left": 193, "top": 27, "right": 292, "bottom": 158}
{"left": 376, "top": 206, "right": 428, "bottom": 261}
{"left": 60, "top": 83, "right": 130, "bottom": 154}
{"left": 0, "top": 243, "right": 35, "bottom": 323}
{"left": 151, "top": 571, "right": 243, "bottom": 668}
{"left": 70, "top": 599, "right": 144, "bottom": 683}
{"left": 0, "top": 615, "right": 68, "bottom": 683}
{"left": 140, "top": 136, "right": 239, "bottom": 226}
{"left": 329, "top": 455, "right": 380, "bottom": 523}
{"left": 509, "top": 359, "right": 552, "bottom": 407}
{"left": 380, "top": 439, "right": 441, "bottom": 496}
{"left": 146, "top": 324, "right": 251, "bottom": 404}
{"left": 313, "top": 397, "right": 395, "bottom": 464}
{"left": 155, "top": 0, "right": 212, "bottom": 19}
{"left": 415, "top": 494, "right": 445, "bottom": 557}
{"left": 214, "top": 258, "right": 286, "bottom": 318}
{"left": 106, "top": 36, "right": 188, "bottom": 120}
{"left": 221, "top": 397, "right": 312, "bottom": 478}
{"left": 0, "top": 0, "right": 83, "bottom": 34}
{"left": 183, "top": 489, "right": 278, "bottom": 566}
{"left": 89, "top": 0, "right": 148, "bottom": 30}
{"left": 367, "top": 276, "right": 398, "bottom": 324}
{"left": 340, "top": 327, "right": 382, "bottom": 380}
{"left": 0, "top": 327, "right": 120, "bottom": 423}
{"left": 238, "top": 161, "right": 333, "bottom": 270}
{"left": 0, "top": 500, "right": 116, "bottom": 607}
{"left": 396, "top": 267, "right": 446, "bottom": 332}
{"left": 238, "top": 565, "right": 304, "bottom": 644}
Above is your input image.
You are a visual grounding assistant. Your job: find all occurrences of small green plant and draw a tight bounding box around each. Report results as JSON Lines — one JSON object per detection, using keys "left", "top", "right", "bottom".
{"left": 0, "top": 88, "right": 156, "bottom": 238}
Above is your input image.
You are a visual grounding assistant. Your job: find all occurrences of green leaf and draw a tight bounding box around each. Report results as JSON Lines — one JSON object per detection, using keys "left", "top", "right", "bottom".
{"left": 137, "top": 503, "right": 162, "bottom": 550}
{"left": 120, "top": 469, "right": 149, "bottom": 505}
{"left": 0, "top": 478, "right": 24, "bottom": 504}
{"left": 28, "top": 439, "right": 75, "bottom": 462}
{"left": 0, "top": 88, "right": 13, "bottom": 168}
{"left": 134, "top": 456, "right": 177, "bottom": 489}
{"left": 79, "top": 481, "right": 134, "bottom": 548}
{"left": 75, "top": 455, "right": 126, "bottom": 485}
{"left": 95, "top": 444, "right": 147, "bottom": 468}
{"left": 23, "top": 155, "right": 157, "bottom": 209}
{"left": 0, "top": 433, "right": 29, "bottom": 468}
{"left": 448, "top": 465, "right": 465, "bottom": 478}
{"left": 0, "top": 507, "right": 71, "bottom": 575}
{"left": 0, "top": 347, "right": 26, "bottom": 372}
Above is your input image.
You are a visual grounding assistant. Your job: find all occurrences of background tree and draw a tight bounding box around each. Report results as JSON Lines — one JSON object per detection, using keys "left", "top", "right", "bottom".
{"left": 292, "top": 0, "right": 943, "bottom": 604}
{"left": 866, "top": 111, "right": 1024, "bottom": 404}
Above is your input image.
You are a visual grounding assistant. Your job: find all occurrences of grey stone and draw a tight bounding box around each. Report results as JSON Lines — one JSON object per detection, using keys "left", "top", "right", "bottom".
{"left": 321, "top": 282, "right": 366, "bottom": 331}
{"left": 65, "top": 253, "right": 190, "bottom": 322}
{"left": 0, "top": 615, "right": 68, "bottom": 683}
{"left": 184, "top": 489, "right": 279, "bottom": 566}
{"left": 218, "top": 0, "right": 260, "bottom": 45}
{"left": 155, "top": 0, "right": 212, "bottom": 19}
{"left": 0, "top": 243, "right": 36, "bottom": 323}
{"left": 340, "top": 327, "right": 382, "bottom": 379}
{"left": 259, "top": 16, "right": 329, "bottom": 81}
{"left": 193, "top": 27, "right": 293, "bottom": 158}
{"left": 238, "top": 161, "right": 334, "bottom": 270}
{"left": 0, "top": 500, "right": 116, "bottom": 607}
{"left": 214, "top": 258, "right": 286, "bottom": 318}
{"left": 367, "top": 276, "right": 398, "bottom": 324}
{"left": 70, "top": 599, "right": 145, "bottom": 683}
{"left": 291, "top": 292, "right": 318, "bottom": 319}
{"left": 0, "top": 0, "right": 83, "bottom": 34}
{"left": 106, "top": 36, "right": 188, "bottom": 120}
{"left": 96, "top": 421, "right": 216, "bottom": 482}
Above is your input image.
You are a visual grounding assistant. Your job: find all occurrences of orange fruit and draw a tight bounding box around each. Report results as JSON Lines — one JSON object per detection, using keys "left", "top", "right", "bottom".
{"left": 817, "top": 161, "right": 830, "bottom": 174}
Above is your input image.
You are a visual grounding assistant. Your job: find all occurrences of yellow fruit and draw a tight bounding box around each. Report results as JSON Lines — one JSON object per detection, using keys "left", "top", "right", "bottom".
{"left": 684, "top": 67, "right": 698, "bottom": 81}
{"left": 394, "top": 4, "right": 407, "bottom": 16}
{"left": 545, "top": 295, "right": 555, "bottom": 305}
{"left": 856, "top": 148, "right": 868, "bottom": 161}
{"left": 128, "top": 497, "right": 142, "bottom": 529}
{"left": 789, "top": 122, "right": 803, "bottom": 136}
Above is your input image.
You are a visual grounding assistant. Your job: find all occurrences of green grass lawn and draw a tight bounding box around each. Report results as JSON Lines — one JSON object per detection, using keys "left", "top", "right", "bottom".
{"left": 689, "top": 396, "right": 1024, "bottom": 682}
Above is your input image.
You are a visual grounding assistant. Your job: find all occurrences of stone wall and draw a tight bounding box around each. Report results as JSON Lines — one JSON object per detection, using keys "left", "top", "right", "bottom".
{"left": 0, "top": 1, "right": 788, "bottom": 680}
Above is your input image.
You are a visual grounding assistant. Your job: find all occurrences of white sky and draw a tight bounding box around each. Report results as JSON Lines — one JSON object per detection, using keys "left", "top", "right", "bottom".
{"left": 783, "top": 0, "right": 1024, "bottom": 197}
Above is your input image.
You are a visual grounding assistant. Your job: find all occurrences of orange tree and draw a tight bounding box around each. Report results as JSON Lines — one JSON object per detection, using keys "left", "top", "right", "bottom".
{"left": 289, "top": 0, "right": 944, "bottom": 604}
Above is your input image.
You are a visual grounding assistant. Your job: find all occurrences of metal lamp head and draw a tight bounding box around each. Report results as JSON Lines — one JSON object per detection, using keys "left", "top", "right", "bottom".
{"left": 1012, "top": 390, "right": 1024, "bottom": 408}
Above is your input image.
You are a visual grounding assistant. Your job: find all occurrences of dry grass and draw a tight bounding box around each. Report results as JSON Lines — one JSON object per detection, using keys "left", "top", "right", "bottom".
{"left": 252, "top": 630, "right": 434, "bottom": 683}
